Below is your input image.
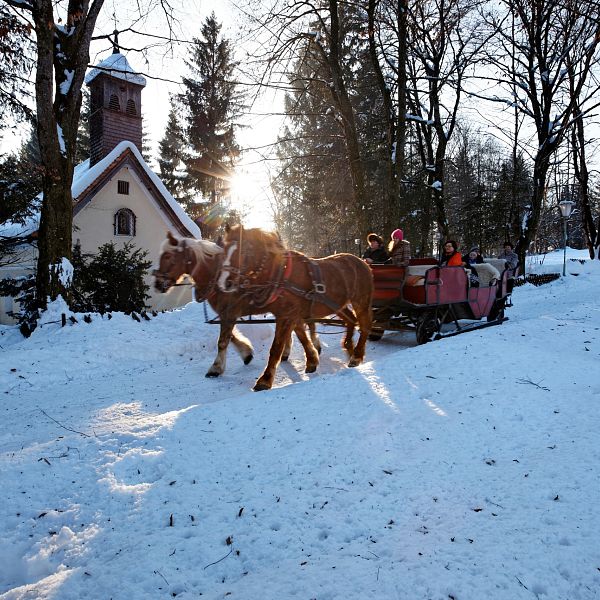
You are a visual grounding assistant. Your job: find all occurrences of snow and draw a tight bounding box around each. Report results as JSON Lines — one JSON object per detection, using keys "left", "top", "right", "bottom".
{"left": 59, "top": 70, "right": 74, "bottom": 96}
{"left": 84, "top": 53, "right": 147, "bottom": 87}
{"left": 1, "top": 249, "right": 599, "bottom": 599}
{"left": 55, "top": 258, "right": 73, "bottom": 287}
{"left": 56, "top": 125, "right": 66, "bottom": 156}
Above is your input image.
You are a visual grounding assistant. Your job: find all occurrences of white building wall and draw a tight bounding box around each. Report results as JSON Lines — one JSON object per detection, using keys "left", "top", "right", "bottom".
{"left": 74, "top": 165, "right": 193, "bottom": 311}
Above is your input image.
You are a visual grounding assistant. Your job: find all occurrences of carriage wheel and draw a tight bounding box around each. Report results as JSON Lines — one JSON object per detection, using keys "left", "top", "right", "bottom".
{"left": 416, "top": 312, "right": 441, "bottom": 345}
{"left": 487, "top": 299, "right": 506, "bottom": 323}
{"left": 368, "top": 327, "right": 385, "bottom": 341}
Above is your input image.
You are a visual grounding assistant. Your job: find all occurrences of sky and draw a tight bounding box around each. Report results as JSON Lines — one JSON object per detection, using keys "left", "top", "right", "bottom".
{"left": 1, "top": 248, "right": 599, "bottom": 599}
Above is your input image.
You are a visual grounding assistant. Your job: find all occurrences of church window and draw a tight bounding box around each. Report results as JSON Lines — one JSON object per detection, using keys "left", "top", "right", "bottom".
{"left": 109, "top": 94, "right": 120, "bottom": 111}
{"left": 114, "top": 208, "right": 136, "bottom": 236}
{"left": 126, "top": 99, "right": 137, "bottom": 116}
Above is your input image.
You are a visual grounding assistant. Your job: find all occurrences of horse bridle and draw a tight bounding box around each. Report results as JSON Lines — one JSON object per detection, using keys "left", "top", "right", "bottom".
{"left": 220, "top": 238, "right": 270, "bottom": 292}
{"left": 152, "top": 240, "right": 195, "bottom": 288}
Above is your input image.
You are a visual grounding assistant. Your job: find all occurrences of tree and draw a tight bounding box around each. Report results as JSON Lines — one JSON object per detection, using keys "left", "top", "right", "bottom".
{"left": 0, "top": 4, "right": 35, "bottom": 131}
{"left": 483, "top": 0, "right": 600, "bottom": 270}
{"left": 71, "top": 241, "right": 151, "bottom": 314}
{"left": 3, "top": 0, "right": 106, "bottom": 311}
{"left": 0, "top": 125, "right": 43, "bottom": 224}
{"left": 157, "top": 98, "right": 188, "bottom": 203}
{"left": 405, "top": 0, "right": 489, "bottom": 240}
{"left": 4, "top": 0, "right": 177, "bottom": 318}
{"left": 273, "top": 45, "right": 354, "bottom": 255}
{"left": 179, "top": 12, "right": 241, "bottom": 238}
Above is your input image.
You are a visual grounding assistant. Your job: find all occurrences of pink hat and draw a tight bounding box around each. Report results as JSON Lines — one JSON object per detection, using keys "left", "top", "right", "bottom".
{"left": 391, "top": 228, "right": 403, "bottom": 241}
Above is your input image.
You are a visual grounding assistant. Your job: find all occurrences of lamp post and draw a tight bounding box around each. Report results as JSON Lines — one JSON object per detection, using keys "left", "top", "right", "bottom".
{"left": 355, "top": 238, "right": 362, "bottom": 257}
{"left": 558, "top": 199, "right": 575, "bottom": 277}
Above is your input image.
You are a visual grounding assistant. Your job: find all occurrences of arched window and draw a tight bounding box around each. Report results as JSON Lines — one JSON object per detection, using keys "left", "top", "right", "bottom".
{"left": 109, "top": 94, "right": 120, "bottom": 111}
{"left": 114, "top": 208, "right": 136, "bottom": 236}
{"left": 126, "top": 99, "right": 137, "bottom": 116}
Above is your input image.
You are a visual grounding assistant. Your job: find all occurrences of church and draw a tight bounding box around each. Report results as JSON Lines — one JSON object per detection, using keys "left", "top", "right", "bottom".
{"left": 0, "top": 50, "right": 200, "bottom": 324}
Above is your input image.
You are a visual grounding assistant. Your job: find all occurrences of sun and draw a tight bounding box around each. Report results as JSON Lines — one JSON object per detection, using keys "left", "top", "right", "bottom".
{"left": 228, "top": 169, "right": 274, "bottom": 228}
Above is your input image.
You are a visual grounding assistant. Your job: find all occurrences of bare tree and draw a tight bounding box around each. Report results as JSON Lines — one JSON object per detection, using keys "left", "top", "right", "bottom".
{"left": 482, "top": 0, "right": 600, "bottom": 269}
{"left": 405, "top": 0, "right": 489, "bottom": 240}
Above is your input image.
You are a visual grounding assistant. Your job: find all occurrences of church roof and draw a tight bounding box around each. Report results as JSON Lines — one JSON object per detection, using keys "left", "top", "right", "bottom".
{"left": 1, "top": 141, "right": 201, "bottom": 240}
{"left": 73, "top": 141, "right": 201, "bottom": 238}
{"left": 85, "top": 52, "right": 147, "bottom": 87}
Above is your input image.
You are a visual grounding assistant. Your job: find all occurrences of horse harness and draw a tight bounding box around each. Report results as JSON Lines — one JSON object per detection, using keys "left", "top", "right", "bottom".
{"left": 235, "top": 248, "right": 354, "bottom": 321}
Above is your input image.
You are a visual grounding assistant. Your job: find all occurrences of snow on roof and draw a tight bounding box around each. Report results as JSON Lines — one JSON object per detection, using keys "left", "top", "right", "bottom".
{"left": 73, "top": 141, "right": 201, "bottom": 238}
{"left": 84, "top": 52, "right": 147, "bottom": 87}
{"left": 0, "top": 213, "right": 39, "bottom": 239}
{"left": 2, "top": 141, "right": 201, "bottom": 240}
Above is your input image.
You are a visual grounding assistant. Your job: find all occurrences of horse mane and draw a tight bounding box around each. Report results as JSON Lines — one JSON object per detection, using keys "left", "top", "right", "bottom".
{"left": 160, "top": 235, "right": 223, "bottom": 265}
{"left": 226, "top": 225, "right": 285, "bottom": 256}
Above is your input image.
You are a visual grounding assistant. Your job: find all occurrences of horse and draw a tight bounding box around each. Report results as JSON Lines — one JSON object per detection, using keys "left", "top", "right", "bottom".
{"left": 153, "top": 231, "right": 321, "bottom": 379}
{"left": 218, "top": 224, "right": 373, "bottom": 391}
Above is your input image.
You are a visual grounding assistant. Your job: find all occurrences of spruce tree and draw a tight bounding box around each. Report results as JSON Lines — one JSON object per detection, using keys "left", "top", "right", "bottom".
{"left": 158, "top": 99, "right": 188, "bottom": 203}
{"left": 179, "top": 12, "right": 241, "bottom": 238}
{"left": 0, "top": 125, "right": 43, "bottom": 224}
{"left": 75, "top": 89, "right": 90, "bottom": 164}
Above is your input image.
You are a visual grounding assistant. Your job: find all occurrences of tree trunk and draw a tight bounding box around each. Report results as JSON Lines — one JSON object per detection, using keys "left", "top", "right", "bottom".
{"left": 516, "top": 152, "right": 550, "bottom": 272}
{"left": 30, "top": 0, "right": 103, "bottom": 309}
{"left": 327, "top": 0, "right": 369, "bottom": 236}
{"left": 572, "top": 111, "right": 598, "bottom": 260}
{"left": 394, "top": 0, "right": 408, "bottom": 230}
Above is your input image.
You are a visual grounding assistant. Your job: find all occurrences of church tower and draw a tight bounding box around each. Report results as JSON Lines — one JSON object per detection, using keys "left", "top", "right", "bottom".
{"left": 85, "top": 37, "right": 147, "bottom": 166}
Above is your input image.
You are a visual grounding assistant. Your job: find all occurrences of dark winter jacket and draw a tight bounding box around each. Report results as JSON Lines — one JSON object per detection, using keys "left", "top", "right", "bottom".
{"left": 362, "top": 246, "right": 389, "bottom": 264}
{"left": 462, "top": 253, "right": 484, "bottom": 265}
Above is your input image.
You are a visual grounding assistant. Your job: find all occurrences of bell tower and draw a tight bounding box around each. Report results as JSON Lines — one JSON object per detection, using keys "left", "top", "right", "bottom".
{"left": 85, "top": 34, "right": 147, "bottom": 166}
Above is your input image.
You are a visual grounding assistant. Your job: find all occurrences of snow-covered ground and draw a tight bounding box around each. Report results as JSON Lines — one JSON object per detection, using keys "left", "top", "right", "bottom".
{"left": 1, "top": 249, "right": 599, "bottom": 600}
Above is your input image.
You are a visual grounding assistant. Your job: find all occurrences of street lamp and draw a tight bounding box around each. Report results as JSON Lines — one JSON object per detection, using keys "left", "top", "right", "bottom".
{"left": 558, "top": 199, "right": 575, "bottom": 277}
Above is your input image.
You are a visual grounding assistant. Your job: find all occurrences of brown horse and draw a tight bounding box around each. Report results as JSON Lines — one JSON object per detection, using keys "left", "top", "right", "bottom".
{"left": 153, "top": 231, "right": 321, "bottom": 378}
{"left": 218, "top": 224, "right": 373, "bottom": 391}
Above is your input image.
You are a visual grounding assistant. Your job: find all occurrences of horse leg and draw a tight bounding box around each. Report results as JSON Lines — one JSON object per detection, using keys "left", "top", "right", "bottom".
{"left": 206, "top": 320, "right": 235, "bottom": 377}
{"left": 293, "top": 322, "right": 319, "bottom": 373}
{"left": 308, "top": 321, "right": 322, "bottom": 355}
{"left": 254, "top": 319, "right": 294, "bottom": 392}
{"left": 348, "top": 303, "right": 373, "bottom": 368}
{"left": 230, "top": 326, "right": 254, "bottom": 365}
{"left": 281, "top": 332, "right": 293, "bottom": 362}
{"left": 341, "top": 317, "right": 355, "bottom": 359}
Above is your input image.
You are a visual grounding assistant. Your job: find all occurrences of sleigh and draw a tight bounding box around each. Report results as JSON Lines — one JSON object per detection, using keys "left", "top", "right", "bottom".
{"left": 369, "top": 258, "right": 517, "bottom": 344}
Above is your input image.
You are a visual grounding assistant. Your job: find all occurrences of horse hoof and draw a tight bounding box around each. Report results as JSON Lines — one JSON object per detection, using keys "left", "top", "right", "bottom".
{"left": 281, "top": 354, "right": 289, "bottom": 362}
{"left": 243, "top": 354, "right": 253, "bottom": 365}
{"left": 205, "top": 371, "right": 221, "bottom": 378}
{"left": 305, "top": 365, "right": 317, "bottom": 373}
{"left": 348, "top": 358, "right": 361, "bottom": 368}
{"left": 253, "top": 382, "right": 271, "bottom": 392}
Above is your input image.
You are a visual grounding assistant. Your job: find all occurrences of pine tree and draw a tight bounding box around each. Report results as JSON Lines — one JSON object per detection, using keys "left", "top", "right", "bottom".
{"left": 179, "top": 12, "right": 242, "bottom": 238}
{"left": 157, "top": 99, "right": 188, "bottom": 203}
{"left": 273, "top": 44, "right": 354, "bottom": 255}
{"left": 0, "top": 125, "right": 43, "bottom": 224}
{"left": 75, "top": 89, "right": 90, "bottom": 164}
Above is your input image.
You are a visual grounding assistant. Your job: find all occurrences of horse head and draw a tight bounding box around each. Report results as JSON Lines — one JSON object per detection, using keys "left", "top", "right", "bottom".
{"left": 153, "top": 231, "right": 223, "bottom": 295}
{"left": 153, "top": 231, "right": 190, "bottom": 293}
{"left": 218, "top": 224, "right": 285, "bottom": 293}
